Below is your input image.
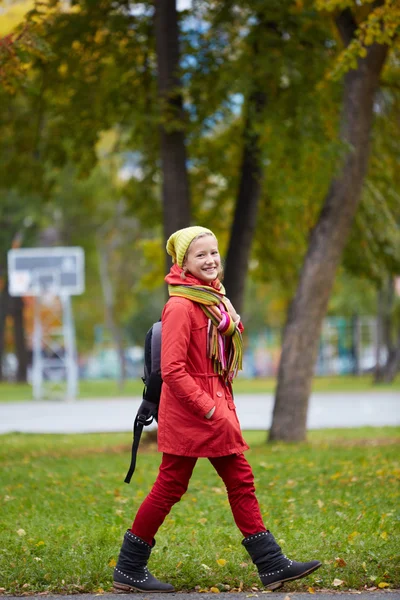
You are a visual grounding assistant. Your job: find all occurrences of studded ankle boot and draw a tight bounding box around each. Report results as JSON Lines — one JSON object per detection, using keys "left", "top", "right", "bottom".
{"left": 113, "top": 530, "right": 175, "bottom": 593}
{"left": 242, "top": 530, "right": 321, "bottom": 590}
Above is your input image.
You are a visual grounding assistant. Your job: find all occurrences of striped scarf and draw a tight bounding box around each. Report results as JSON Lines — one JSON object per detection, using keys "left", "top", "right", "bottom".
{"left": 168, "top": 283, "right": 243, "bottom": 382}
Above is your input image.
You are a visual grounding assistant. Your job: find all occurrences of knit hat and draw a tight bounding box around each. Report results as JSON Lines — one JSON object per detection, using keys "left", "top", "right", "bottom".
{"left": 166, "top": 226, "right": 215, "bottom": 268}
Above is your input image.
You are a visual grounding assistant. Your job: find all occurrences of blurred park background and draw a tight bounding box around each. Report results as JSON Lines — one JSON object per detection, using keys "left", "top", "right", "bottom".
{"left": 0, "top": 0, "right": 399, "bottom": 440}
{"left": 1, "top": 3, "right": 400, "bottom": 594}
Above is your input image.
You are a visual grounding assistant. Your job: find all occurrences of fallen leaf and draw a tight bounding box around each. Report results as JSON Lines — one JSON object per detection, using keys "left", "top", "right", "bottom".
{"left": 108, "top": 559, "right": 116, "bottom": 567}
{"left": 17, "top": 529, "right": 26, "bottom": 537}
{"left": 216, "top": 558, "right": 227, "bottom": 567}
{"left": 317, "top": 500, "right": 324, "bottom": 509}
{"left": 308, "top": 587, "right": 315, "bottom": 594}
{"left": 333, "top": 578, "right": 344, "bottom": 587}
{"left": 210, "top": 587, "right": 220, "bottom": 593}
{"left": 378, "top": 583, "right": 390, "bottom": 588}
{"left": 380, "top": 531, "right": 388, "bottom": 540}
{"left": 335, "top": 557, "right": 347, "bottom": 568}
{"left": 201, "top": 564, "right": 211, "bottom": 571}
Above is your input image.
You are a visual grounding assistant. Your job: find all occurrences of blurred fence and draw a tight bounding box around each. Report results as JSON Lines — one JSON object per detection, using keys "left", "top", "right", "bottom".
{"left": 2, "top": 315, "right": 382, "bottom": 381}
{"left": 241, "top": 316, "right": 379, "bottom": 378}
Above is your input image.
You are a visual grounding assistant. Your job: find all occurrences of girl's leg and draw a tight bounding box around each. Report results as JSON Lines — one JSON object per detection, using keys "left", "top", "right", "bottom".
{"left": 131, "top": 453, "right": 197, "bottom": 544}
{"left": 209, "top": 453, "right": 266, "bottom": 537}
{"left": 210, "top": 454, "right": 321, "bottom": 591}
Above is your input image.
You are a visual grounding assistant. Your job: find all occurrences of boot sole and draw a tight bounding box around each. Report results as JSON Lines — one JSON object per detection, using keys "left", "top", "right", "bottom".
{"left": 264, "top": 561, "right": 322, "bottom": 590}
{"left": 113, "top": 582, "right": 175, "bottom": 593}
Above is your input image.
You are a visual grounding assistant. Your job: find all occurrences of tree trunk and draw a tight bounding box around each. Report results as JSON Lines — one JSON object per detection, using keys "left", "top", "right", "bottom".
{"left": 11, "top": 296, "right": 28, "bottom": 382}
{"left": 97, "top": 242, "right": 127, "bottom": 390}
{"left": 0, "top": 281, "right": 10, "bottom": 381}
{"left": 154, "top": 0, "right": 191, "bottom": 273}
{"left": 223, "top": 90, "right": 267, "bottom": 313}
{"left": 269, "top": 10, "right": 388, "bottom": 441}
{"left": 375, "top": 277, "right": 400, "bottom": 383}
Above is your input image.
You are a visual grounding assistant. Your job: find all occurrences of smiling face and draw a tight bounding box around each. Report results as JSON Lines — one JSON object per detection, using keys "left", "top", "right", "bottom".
{"left": 184, "top": 234, "right": 221, "bottom": 283}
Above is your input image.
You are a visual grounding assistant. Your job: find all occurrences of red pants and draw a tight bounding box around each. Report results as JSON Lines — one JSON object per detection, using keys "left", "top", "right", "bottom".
{"left": 131, "top": 453, "right": 266, "bottom": 544}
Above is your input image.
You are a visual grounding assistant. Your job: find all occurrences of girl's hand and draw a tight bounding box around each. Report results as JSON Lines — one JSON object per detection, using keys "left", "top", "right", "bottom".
{"left": 224, "top": 298, "right": 240, "bottom": 323}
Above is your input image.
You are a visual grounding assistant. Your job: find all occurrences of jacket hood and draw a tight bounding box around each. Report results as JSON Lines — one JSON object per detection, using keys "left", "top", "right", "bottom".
{"left": 165, "top": 263, "right": 223, "bottom": 293}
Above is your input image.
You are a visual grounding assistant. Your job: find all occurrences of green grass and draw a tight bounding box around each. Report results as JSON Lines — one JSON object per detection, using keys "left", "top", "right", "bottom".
{"left": 1, "top": 373, "right": 399, "bottom": 402}
{"left": 1, "top": 428, "right": 399, "bottom": 594}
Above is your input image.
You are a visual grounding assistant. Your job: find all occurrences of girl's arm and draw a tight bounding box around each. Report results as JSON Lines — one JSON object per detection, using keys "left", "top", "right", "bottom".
{"left": 161, "top": 298, "right": 216, "bottom": 418}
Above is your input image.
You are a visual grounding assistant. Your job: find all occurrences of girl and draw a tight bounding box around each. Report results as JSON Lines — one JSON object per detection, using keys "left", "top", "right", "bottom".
{"left": 113, "top": 226, "right": 321, "bottom": 592}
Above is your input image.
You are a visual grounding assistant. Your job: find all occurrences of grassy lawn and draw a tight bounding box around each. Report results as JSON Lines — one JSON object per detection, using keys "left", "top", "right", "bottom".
{"left": 1, "top": 428, "right": 399, "bottom": 594}
{"left": 1, "top": 373, "right": 399, "bottom": 402}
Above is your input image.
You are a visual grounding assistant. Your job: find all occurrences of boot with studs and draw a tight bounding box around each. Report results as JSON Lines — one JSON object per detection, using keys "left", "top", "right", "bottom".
{"left": 113, "top": 530, "right": 175, "bottom": 593}
{"left": 242, "top": 530, "right": 321, "bottom": 591}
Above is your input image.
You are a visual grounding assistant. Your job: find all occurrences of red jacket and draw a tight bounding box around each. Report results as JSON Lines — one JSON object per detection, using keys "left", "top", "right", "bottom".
{"left": 157, "top": 267, "right": 249, "bottom": 457}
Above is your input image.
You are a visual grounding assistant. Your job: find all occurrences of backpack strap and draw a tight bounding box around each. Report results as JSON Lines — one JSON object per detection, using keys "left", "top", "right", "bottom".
{"left": 124, "top": 399, "right": 156, "bottom": 484}
{"left": 124, "top": 320, "right": 163, "bottom": 484}
{"left": 124, "top": 415, "right": 144, "bottom": 484}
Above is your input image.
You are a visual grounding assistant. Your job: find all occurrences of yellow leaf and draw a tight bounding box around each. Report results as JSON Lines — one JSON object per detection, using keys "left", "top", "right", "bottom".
{"left": 333, "top": 578, "right": 344, "bottom": 587}
{"left": 378, "top": 583, "right": 390, "bottom": 588}
{"left": 210, "top": 587, "right": 220, "bottom": 593}
{"left": 108, "top": 559, "right": 116, "bottom": 567}
{"left": 58, "top": 63, "right": 68, "bottom": 76}
{"left": 217, "top": 558, "right": 227, "bottom": 566}
{"left": 176, "top": 561, "right": 182, "bottom": 568}
{"left": 348, "top": 531, "right": 359, "bottom": 542}
{"left": 308, "top": 587, "right": 316, "bottom": 593}
{"left": 380, "top": 531, "right": 388, "bottom": 540}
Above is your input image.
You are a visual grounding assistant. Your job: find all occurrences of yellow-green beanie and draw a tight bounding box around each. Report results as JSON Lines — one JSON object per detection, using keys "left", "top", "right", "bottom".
{"left": 166, "top": 226, "right": 215, "bottom": 268}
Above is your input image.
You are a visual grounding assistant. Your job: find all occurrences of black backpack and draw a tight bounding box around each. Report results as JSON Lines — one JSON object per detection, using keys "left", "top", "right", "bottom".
{"left": 124, "top": 321, "right": 162, "bottom": 483}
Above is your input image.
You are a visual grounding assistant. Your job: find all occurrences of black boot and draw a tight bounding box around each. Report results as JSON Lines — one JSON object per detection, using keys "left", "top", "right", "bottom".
{"left": 242, "top": 530, "right": 321, "bottom": 591}
{"left": 113, "top": 530, "right": 175, "bottom": 593}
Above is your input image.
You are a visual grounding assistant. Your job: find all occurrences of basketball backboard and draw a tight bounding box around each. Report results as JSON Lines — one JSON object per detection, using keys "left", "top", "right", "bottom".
{"left": 8, "top": 247, "right": 85, "bottom": 297}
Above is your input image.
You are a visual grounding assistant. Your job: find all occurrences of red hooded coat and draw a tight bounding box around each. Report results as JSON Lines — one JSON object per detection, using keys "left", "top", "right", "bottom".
{"left": 157, "top": 266, "right": 249, "bottom": 457}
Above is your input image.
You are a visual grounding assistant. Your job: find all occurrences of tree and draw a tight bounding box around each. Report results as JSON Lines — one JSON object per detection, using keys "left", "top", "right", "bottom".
{"left": 154, "top": 0, "right": 191, "bottom": 269}
{"left": 270, "top": 3, "right": 393, "bottom": 442}
{"left": 223, "top": 13, "right": 269, "bottom": 313}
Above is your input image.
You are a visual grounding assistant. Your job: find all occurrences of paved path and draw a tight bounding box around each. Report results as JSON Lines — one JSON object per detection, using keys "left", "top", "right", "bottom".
{"left": 0, "top": 392, "right": 399, "bottom": 434}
